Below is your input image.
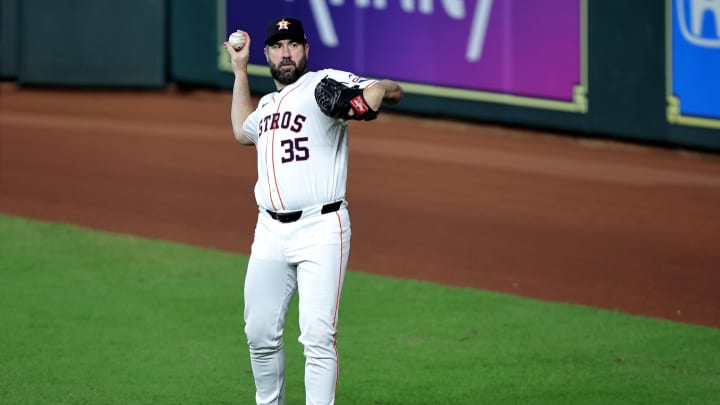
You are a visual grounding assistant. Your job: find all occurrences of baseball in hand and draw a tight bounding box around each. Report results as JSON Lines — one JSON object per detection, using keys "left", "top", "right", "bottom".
{"left": 228, "top": 32, "right": 246, "bottom": 49}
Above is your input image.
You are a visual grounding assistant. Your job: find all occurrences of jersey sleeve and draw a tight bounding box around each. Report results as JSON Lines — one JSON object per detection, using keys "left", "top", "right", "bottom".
{"left": 320, "top": 68, "right": 378, "bottom": 91}
{"left": 242, "top": 105, "right": 262, "bottom": 144}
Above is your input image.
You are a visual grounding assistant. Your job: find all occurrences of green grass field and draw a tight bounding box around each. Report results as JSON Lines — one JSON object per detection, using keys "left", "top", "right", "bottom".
{"left": 1, "top": 215, "right": 719, "bottom": 404}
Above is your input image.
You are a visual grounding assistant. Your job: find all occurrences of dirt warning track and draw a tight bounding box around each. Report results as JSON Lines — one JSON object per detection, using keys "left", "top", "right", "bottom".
{"left": 2, "top": 85, "right": 719, "bottom": 328}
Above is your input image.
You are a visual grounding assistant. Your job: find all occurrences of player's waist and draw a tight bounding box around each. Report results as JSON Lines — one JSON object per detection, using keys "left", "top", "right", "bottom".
{"left": 261, "top": 200, "right": 345, "bottom": 223}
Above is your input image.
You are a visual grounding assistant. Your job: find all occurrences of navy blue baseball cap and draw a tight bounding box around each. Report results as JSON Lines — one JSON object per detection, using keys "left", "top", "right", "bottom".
{"left": 265, "top": 17, "right": 307, "bottom": 45}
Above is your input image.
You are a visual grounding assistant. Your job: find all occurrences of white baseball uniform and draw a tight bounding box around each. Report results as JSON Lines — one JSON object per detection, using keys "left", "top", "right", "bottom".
{"left": 241, "top": 68, "right": 377, "bottom": 405}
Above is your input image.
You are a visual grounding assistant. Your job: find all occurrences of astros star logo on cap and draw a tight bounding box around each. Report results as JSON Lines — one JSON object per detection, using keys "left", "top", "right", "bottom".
{"left": 276, "top": 18, "right": 291, "bottom": 31}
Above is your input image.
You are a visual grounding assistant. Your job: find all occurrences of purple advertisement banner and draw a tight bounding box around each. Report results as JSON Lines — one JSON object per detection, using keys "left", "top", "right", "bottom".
{"left": 224, "top": 0, "right": 585, "bottom": 110}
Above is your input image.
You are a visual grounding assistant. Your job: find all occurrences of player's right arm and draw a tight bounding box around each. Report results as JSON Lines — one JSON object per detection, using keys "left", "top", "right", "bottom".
{"left": 224, "top": 31, "right": 255, "bottom": 146}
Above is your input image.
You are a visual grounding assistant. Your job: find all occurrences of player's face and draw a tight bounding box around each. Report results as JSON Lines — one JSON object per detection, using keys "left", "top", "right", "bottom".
{"left": 266, "top": 40, "right": 309, "bottom": 85}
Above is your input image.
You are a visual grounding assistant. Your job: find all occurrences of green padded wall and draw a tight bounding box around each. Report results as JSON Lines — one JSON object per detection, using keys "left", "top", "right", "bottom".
{"left": 18, "top": 0, "right": 166, "bottom": 88}
{"left": 0, "top": 0, "right": 19, "bottom": 78}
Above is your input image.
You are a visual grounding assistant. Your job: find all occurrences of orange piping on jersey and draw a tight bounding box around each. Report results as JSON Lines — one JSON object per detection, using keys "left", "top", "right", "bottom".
{"left": 270, "top": 84, "right": 303, "bottom": 211}
{"left": 269, "top": 127, "right": 284, "bottom": 210}
{"left": 265, "top": 95, "right": 278, "bottom": 211}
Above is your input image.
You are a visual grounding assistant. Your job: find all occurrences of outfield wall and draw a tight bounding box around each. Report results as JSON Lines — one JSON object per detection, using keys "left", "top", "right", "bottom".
{"left": 1, "top": 0, "right": 718, "bottom": 152}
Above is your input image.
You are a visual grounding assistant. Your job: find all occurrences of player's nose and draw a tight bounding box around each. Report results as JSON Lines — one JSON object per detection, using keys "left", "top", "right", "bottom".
{"left": 280, "top": 46, "right": 292, "bottom": 57}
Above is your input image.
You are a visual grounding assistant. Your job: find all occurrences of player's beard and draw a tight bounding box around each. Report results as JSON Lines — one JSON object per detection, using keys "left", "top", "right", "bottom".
{"left": 270, "top": 55, "right": 308, "bottom": 85}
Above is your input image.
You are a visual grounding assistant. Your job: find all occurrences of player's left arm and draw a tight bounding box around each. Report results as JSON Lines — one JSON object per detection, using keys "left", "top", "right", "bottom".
{"left": 362, "top": 80, "right": 403, "bottom": 111}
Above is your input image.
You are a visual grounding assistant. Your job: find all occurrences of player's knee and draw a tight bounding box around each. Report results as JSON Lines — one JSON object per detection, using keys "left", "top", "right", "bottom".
{"left": 298, "top": 321, "right": 336, "bottom": 358}
{"left": 245, "top": 322, "right": 282, "bottom": 353}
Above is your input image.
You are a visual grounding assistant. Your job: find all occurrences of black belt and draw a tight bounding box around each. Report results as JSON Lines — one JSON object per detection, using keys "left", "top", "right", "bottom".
{"left": 266, "top": 201, "right": 343, "bottom": 223}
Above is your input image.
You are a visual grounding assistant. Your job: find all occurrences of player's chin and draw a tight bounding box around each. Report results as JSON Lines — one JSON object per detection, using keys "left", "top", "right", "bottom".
{"left": 275, "top": 69, "right": 301, "bottom": 85}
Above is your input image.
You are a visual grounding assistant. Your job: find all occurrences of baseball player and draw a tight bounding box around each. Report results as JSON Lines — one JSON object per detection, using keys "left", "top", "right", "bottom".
{"left": 223, "top": 16, "right": 403, "bottom": 405}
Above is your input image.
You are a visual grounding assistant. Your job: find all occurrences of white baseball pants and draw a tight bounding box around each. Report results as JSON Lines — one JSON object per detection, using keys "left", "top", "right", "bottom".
{"left": 243, "top": 207, "right": 351, "bottom": 405}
